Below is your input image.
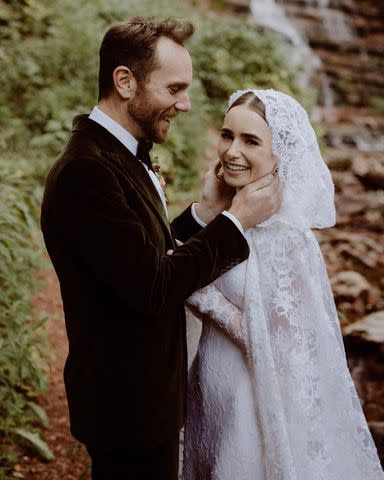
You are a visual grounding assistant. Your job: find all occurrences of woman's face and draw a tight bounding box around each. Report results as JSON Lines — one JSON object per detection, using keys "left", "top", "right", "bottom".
{"left": 218, "top": 104, "right": 277, "bottom": 189}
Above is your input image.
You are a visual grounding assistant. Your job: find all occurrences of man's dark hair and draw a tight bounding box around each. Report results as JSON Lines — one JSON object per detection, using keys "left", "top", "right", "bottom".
{"left": 98, "top": 16, "right": 195, "bottom": 100}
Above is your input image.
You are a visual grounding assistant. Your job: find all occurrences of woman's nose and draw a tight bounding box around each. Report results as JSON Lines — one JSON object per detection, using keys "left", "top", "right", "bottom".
{"left": 227, "top": 142, "right": 242, "bottom": 159}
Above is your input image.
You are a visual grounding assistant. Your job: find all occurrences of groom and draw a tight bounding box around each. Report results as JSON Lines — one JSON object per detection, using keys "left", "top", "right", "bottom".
{"left": 41, "top": 16, "right": 282, "bottom": 480}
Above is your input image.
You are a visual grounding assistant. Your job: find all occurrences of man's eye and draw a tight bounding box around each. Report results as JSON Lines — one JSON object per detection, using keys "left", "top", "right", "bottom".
{"left": 221, "top": 132, "right": 232, "bottom": 140}
{"left": 168, "top": 87, "right": 179, "bottom": 94}
{"left": 246, "top": 139, "right": 259, "bottom": 146}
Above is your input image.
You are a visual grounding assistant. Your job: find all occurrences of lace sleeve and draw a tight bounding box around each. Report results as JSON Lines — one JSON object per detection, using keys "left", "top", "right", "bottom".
{"left": 186, "top": 284, "right": 245, "bottom": 351}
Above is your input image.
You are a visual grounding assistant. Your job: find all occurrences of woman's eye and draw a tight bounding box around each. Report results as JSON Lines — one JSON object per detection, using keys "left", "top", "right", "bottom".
{"left": 168, "top": 87, "right": 179, "bottom": 94}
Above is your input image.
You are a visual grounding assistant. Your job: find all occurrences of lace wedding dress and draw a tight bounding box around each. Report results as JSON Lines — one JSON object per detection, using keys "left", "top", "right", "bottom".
{"left": 182, "top": 90, "right": 384, "bottom": 480}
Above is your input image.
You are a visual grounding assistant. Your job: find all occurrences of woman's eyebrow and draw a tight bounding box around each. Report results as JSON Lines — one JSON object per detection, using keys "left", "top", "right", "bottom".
{"left": 221, "top": 128, "right": 263, "bottom": 144}
{"left": 241, "top": 132, "right": 263, "bottom": 144}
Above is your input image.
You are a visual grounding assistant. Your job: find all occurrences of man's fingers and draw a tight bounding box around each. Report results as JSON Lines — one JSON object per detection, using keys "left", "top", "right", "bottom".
{"left": 212, "top": 159, "right": 222, "bottom": 176}
{"left": 244, "top": 173, "right": 275, "bottom": 193}
{"left": 168, "top": 240, "right": 183, "bottom": 254}
{"left": 270, "top": 174, "right": 281, "bottom": 195}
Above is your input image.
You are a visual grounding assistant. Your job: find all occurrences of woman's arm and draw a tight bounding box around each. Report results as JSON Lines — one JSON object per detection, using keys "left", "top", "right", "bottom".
{"left": 186, "top": 284, "right": 246, "bottom": 352}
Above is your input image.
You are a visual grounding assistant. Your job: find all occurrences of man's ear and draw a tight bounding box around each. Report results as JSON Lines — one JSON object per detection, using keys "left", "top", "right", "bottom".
{"left": 112, "top": 66, "right": 137, "bottom": 99}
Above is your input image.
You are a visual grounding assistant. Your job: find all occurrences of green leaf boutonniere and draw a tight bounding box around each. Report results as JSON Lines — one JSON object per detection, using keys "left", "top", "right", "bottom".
{"left": 152, "top": 158, "right": 166, "bottom": 189}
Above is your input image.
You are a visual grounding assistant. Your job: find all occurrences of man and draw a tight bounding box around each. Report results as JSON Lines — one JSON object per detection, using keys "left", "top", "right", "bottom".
{"left": 41, "top": 17, "right": 282, "bottom": 479}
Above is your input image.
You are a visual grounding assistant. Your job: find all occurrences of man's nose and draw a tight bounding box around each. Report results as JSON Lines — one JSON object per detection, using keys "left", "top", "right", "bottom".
{"left": 175, "top": 92, "right": 191, "bottom": 112}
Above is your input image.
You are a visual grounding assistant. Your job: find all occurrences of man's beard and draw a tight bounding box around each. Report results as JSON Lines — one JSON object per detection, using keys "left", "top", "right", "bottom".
{"left": 128, "top": 87, "right": 169, "bottom": 144}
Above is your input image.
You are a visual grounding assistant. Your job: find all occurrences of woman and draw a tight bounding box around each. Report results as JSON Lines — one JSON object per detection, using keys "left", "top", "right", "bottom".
{"left": 182, "top": 89, "right": 384, "bottom": 479}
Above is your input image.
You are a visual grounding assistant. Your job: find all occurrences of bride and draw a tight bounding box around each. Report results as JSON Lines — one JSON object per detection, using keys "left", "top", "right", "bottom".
{"left": 181, "top": 89, "right": 384, "bottom": 479}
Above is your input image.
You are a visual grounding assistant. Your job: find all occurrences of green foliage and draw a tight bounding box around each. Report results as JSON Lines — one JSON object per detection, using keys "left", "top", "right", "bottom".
{"left": 191, "top": 17, "right": 312, "bottom": 122}
{"left": 369, "top": 96, "right": 384, "bottom": 114}
{"left": 13, "top": 428, "right": 54, "bottom": 461}
{"left": 0, "top": 0, "right": 207, "bottom": 188}
{"left": 0, "top": 160, "right": 50, "bottom": 475}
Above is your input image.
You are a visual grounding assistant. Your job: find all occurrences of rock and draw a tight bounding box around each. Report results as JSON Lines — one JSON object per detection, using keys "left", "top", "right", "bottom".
{"left": 331, "top": 271, "right": 379, "bottom": 317}
{"left": 275, "top": 0, "right": 384, "bottom": 105}
{"left": 331, "top": 270, "right": 369, "bottom": 296}
{"left": 364, "top": 404, "right": 384, "bottom": 422}
{"left": 325, "top": 148, "right": 352, "bottom": 170}
{"left": 335, "top": 194, "right": 366, "bottom": 216}
{"left": 360, "top": 190, "right": 384, "bottom": 210}
{"left": 343, "top": 311, "right": 384, "bottom": 343}
{"left": 352, "top": 155, "right": 384, "bottom": 189}
{"left": 369, "top": 422, "right": 384, "bottom": 462}
{"left": 321, "top": 230, "right": 384, "bottom": 269}
{"left": 221, "top": 0, "right": 250, "bottom": 12}
{"left": 339, "top": 237, "right": 384, "bottom": 270}
{"left": 331, "top": 170, "right": 365, "bottom": 195}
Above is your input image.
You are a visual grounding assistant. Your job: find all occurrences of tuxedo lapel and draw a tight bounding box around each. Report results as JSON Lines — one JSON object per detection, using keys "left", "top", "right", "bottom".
{"left": 72, "top": 115, "right": 173, "bottom": 243}
{"left": 115, "top": 149, "right": 173, "bottom": 240}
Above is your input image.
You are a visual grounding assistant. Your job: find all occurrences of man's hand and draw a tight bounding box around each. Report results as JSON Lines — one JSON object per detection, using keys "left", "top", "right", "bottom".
{"left": 167, "top": 239, "right": 183, "bottom": 255}
{"left": 194, "top": 160, "right": 236, "bottom": 224}
{"left": 228, "top": 173, "right": 283, "bottom": 231}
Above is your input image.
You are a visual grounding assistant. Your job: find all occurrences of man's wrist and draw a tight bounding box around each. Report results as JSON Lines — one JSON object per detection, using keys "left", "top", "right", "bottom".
{"left": 227, "top": 206, "right": 248, "bottom": 231}
{"left": 222, "top": 211, "right": 245, "bottom": 236}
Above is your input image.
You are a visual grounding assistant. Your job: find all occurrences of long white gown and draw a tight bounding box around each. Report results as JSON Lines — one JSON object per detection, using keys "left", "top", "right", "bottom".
{"left": 182, "top": 226, "right": 384, "bottom": 480}
{"left": 182, "top": 89, "right": 384, "bottom": 480}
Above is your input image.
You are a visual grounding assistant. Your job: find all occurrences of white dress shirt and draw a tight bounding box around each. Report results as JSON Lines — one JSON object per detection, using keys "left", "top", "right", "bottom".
{"left": 191, "top": 203, "right": 244, "bottom": 235}
{"left": 89, "top": 106, "right": 244, "bottom": 235}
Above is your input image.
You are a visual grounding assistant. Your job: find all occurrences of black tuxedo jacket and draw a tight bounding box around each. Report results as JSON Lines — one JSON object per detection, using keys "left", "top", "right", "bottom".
{"left": 40, "top": 115, "right": 249, "bottom": 449}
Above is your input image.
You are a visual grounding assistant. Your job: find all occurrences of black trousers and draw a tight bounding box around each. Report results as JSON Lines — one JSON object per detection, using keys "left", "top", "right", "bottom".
{"left": 86, "top": 433, "right": 180, "bottom": 480}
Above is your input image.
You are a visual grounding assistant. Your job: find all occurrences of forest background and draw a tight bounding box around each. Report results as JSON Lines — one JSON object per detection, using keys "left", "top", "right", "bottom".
{"left": 0, "top": 0, "right": 383, "bottom": 478}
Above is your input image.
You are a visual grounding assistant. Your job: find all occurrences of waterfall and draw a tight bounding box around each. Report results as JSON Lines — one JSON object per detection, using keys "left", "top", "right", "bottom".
{"left": 250, "top": 0, "right": 303, "bottom": 47}
{"left": 250, "top": 0, "right": 335, "bottom": 106}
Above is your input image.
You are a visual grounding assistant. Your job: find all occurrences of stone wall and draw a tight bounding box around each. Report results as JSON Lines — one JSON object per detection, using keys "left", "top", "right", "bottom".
{"left": 277, "top": 0, "right": 384, "bottom": 107}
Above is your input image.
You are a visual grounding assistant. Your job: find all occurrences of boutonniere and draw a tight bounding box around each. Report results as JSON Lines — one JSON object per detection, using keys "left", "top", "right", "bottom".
{"left": 152, "top": 158, "right": 166, "bottom": 190}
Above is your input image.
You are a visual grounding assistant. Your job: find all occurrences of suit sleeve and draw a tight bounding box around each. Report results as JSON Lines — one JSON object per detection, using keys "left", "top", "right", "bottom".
{"left": 55, "top": 158, "right": 249, "bottom": 316}
{"left": 171, "top": 204, "right": 203, "bottom": 242}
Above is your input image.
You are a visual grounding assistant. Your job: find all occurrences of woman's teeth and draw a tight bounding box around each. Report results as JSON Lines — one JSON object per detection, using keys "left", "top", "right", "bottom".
{"left": 225, "top": 162, "right": 249, "bottom": 172}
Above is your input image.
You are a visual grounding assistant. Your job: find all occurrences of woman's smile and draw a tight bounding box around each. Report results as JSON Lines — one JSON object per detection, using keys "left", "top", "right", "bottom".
{"left": 224, "top": 161, "right": 251, "bottom": 174}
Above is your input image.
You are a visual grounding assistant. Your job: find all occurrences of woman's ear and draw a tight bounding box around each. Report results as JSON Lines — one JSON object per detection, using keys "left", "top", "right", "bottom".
{"left": 112, "top": 66, "right": 137, "bottom": 100}
{"left": 271, "top": 155, "right": 280, "bottom": 176}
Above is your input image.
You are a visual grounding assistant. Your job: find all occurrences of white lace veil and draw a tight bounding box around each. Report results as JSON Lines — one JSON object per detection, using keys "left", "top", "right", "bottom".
{"left": 227, "top": 89, "right": 336, "bottom": 231}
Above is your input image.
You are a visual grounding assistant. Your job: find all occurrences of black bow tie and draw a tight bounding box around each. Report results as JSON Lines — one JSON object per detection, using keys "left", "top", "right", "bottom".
{"left": 137, "top": 140, "right": 154, "bottom": 172}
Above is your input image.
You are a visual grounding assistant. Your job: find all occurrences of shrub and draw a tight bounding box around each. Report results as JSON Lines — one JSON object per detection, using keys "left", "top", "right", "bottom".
{"left": 0, "top": 159, "right": 53, "bottom": 476}
{"left": 191, "top": 17, "right": 313, "bottom": 122}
